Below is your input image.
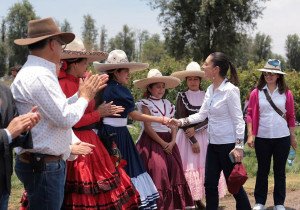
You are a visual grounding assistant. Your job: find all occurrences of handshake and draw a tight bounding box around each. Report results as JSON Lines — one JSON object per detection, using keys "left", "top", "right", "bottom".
{"left": 161, "top": 117, "right": 184, "bottom": 128}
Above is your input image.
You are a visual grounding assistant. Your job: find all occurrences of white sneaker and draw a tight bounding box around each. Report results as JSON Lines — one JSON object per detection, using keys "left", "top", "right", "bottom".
{"left": 273, "top": 205, "right": 285, "bottom": 210}
{"left": 253, "top": 203, "right": 266, "bottom": 210}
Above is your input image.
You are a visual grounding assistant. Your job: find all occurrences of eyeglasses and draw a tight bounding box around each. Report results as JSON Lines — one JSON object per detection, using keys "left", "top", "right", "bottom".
{"left": 50, "top": 38, "right": 67, "bottom": 50}
{"left": 263, "top": 72, "right": 276, "bottom": 77}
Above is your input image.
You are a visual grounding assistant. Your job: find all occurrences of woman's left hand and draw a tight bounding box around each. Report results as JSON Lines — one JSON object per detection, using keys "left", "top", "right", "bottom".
{"left": 229, "top": 148, "right": 244, "bottom": 163}
{"left": 164, "top": 141, "right": 176, "bottom": 154}
{"left": 185, "top": 127, "right": 196, "bottom": 138}
{"left": 291, "top": 135, "right": 297, "bottom": 150}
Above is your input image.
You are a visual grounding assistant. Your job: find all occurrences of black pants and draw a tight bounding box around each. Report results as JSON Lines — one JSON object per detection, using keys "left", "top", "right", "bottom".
{"left": 254, "top": 136, "right": 290, "bottom": 205}
{"left": 205, "top": 143, "right": 251, "bottom": 210}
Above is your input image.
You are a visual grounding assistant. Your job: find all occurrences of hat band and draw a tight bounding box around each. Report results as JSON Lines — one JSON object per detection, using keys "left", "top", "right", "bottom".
{"left": 106, "top": 58, "right": 129, "bottom": 64}
{"left": 263, "top": 67, "right": 282, "bottom": 71}
{"left": 28, "top": 30, "right": 59, "bottom": 38}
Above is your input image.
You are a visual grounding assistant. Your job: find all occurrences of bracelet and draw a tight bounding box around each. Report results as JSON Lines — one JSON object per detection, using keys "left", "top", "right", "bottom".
{"left": 179, "top": 117, "right": 190, "bottom": 127}
{"left": 234, "top": 138, "right": 244, "bottom": 150}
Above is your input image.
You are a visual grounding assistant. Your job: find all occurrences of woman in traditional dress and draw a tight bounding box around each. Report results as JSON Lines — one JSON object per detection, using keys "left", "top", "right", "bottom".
{"left": 134, "top": 68, "right": 194, "bottom": 209}
{"left": 93, "top": 50, "right": 171, "bottom": 209}
{"left": 59, "top": 38, "right": 140, "bottom": 209}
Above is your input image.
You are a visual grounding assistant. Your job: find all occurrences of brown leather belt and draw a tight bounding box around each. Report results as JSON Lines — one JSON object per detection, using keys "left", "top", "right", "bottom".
{"left": 18, "top": 152, "right": 62, "bottom": 164}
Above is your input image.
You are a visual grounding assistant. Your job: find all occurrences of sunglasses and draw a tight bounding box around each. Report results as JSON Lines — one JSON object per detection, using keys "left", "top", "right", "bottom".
{"left": 263, "top": 72, "right": 276, "bottom": 77}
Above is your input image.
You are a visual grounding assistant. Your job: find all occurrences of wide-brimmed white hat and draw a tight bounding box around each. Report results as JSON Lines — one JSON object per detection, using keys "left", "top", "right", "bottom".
{"left": 171, "top": 61, "right": 205, "bottom": 80}
{"left": 93, "top": 49, "right": 149, "bottom": 73}
{"left": 133, "top": 69, "right": 180, "bottom": 89}
{"left": 258, "top": 59, "right": 286, "bottom": 75}
{"left": 61, "top": 37, "right": 108, "bottom": 62}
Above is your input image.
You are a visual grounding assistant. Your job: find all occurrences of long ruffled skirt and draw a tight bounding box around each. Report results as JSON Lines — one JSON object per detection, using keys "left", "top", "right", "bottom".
{"left": 176, "top": 129, "right": 227, "bottom": 201}
{"left": 63, "top": 130, "right": 140, "bottom": 209}
{"left": 136, "top": 132, "right": 194, "bottom": 210}
{"left": 100, "top": 125, "right": 159, "bottom": 209}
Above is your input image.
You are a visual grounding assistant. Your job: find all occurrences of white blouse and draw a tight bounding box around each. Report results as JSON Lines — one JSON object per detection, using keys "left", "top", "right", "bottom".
{"left": 257, "top": 85, "right": 290, "bottom": 138}
{"left": 185, "top": 79, "right": 245, "bottom": 145}
{"left": 136, "top": 98, "right": 175, "bottom": 133}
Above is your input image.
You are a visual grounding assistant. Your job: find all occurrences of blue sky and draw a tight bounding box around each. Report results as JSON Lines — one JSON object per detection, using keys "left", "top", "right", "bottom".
{"left": 1, "top": 0, "right": 300, "bottom": 57}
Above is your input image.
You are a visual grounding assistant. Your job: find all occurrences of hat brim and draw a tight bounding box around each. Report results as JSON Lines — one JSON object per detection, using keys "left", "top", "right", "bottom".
{"left": 171, "top": 70, "right": 205, "bottom": 80}
{"left": 14, "top": 32, "right": 75, "bottom": 46}
{"left": 257, "top": 68, "right": 286, "bottom": 75}
{"left": 61, "top": 50, "right": 108, "bottom": 62}
{"left": 133, "top": 76, "right": 181, "bottom": 89}
{"left": 93, "top": 62, "right": 149, "bottom": 73}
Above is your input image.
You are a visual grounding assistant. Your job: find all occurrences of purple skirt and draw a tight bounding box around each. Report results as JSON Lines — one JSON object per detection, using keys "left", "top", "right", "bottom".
{"left": 136, "top": 131, "right": 194, "bottom": 210}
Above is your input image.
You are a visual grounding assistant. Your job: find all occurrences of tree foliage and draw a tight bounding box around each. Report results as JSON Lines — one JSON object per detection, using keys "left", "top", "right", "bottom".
{"left": 99, "top": 25, "right": 107, "bottom": 51}
{"left": 141, "top": 34, "right": 166, "bottom": 63}
{"left": 148, "top": 0, "right": 267, "bottom": 61}
{"left": 136, "top": 30, "right": 150, "bottom": 61}
{"left": 61, "top": 19, "right": 72, "bottom": 32}
{"left": 252, "top": 32, "right": 272, "bottom": 63}
{"left": 285, "top": 34, "right": 300, "bottom": 71}
{"left": 82, "top": 14, "right": 98, "bottom": 51}
{"left": 6, "top": 0, "right": 36, "bottom": 67}
{"left": 108, "top": 25, "right": 136, "bottom": 61}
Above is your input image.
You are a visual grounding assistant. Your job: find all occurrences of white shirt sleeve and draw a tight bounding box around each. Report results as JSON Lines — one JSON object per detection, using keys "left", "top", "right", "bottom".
{"left": 30, "top": 75, "right": 88, "bottom": 128}
{"left": 4, "top": 129, "right": 12, "bottom": 144}
{"left": 67, "top": 92, "right": 79, "bottom": 104}
{"left": 67, "top": 130, "right": 81, "bottom": 161}
{"left": 226, "top": 87, "right": 245, "bottom": 140}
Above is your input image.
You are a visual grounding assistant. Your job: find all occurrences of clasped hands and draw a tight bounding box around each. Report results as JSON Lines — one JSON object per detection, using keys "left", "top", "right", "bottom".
{"left": 161, "top": 117, "right": 182, "bottom": 128}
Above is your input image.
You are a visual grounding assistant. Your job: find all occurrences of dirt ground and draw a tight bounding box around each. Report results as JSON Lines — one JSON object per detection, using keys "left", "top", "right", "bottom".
{"left": 218, "top": 189, "right": 300, "bottom": 210}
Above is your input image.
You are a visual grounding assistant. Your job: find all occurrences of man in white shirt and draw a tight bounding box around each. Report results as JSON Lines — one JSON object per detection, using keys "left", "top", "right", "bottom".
{"left": 10, "top": 17, "right": 108, "bottom": 209}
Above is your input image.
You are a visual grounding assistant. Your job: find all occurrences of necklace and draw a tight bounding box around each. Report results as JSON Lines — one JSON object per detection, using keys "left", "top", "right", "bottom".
{"left": 148, "top": 98, "right": 166, "bottom": 116}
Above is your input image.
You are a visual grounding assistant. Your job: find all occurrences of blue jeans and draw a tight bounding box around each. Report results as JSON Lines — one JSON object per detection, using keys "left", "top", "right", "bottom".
{"left": 205, "top": 143, "right": 251, "bottom": 210}
{"left": 254, "top": 136, "right": 290, "bottom": 205}
{"left": 15, "top": 156, "right": 66, "bottom": 210}
{"left": 0, "top": 189, "right": 9, "bottom": 210}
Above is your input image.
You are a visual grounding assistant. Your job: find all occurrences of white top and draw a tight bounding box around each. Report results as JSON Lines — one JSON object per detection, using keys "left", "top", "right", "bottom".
{"left": 186, "top": 79, "right": 245, "bottom": 144}
{"left": 257, "top": 85, "right": 289, "bottom": 138}
{"left": 136, "top": 98, "right": 175, "bottom": 133}
{"left": 11, "top": 55, "right": 88, "bottom": 160}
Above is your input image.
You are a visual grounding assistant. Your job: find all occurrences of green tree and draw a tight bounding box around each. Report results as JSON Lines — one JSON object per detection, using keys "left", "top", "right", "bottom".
{"left": 285, "top": 34, "right": 300, "bottom": 71}
{"left": 234, "top": 33, "right": 253, "bottom": 68}
{"left": 136, "top": 30, "right": 149, "bottom": 61}
{"left": 141, "top": 34, "right": 166, "bottom": 63}
{"left": 61, "top": 19, "right": 72, "bottom": 32}
{"left": 108, "top": 25, "right": 136, "bottom": 61}
{"left": 99, "top": 25, "right": 107, "bottom": 51}
{"left": 148, "top": 0, "right": 267, "bottom": 61}
{"left": 252, "top": 33, "right": 272, "bottom": 63}
{"left": 6, "top": 0, "right": 36, "bottom": 67}
{"left": 82, "top": 14, "right": 98, "bottom": 51}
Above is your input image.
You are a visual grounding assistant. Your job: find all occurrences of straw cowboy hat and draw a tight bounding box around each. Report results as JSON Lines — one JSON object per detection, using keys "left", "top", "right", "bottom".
{"left": 93, "top": 49, "right": 148, "bottom": 73}
{"left": 171, "top": 61, "right": 205, "bottom": 80}
{"left": 61, "top": 37, "right": 108, "bottom": 62}
{"left": 14, "top": 17, "right": 75, "bottom": 46}
{"left": 258, "top": 59, "right": 286, "bottom": 75}
{"left": 133, "top": 69, "right": 180, "bottom": 89}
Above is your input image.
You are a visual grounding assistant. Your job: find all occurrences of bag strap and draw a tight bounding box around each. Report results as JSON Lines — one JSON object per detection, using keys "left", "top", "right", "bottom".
{"left": 263, "top": 89, "right": 286, "bottom": 120}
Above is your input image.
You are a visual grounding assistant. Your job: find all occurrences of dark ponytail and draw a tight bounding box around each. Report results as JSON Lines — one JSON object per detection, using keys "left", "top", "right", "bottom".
{"left": 210, "top": 52, "right": 239, "bottom": 86}
{"left": 228, "top": 61, "right": 239, "bottom": 86}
